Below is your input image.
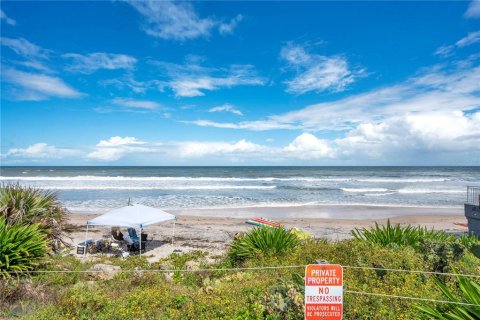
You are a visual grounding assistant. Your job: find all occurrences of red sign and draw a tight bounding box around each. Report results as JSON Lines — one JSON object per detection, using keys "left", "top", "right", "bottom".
{"left": 305, "top": 264, "right": 343, "bottom": 320}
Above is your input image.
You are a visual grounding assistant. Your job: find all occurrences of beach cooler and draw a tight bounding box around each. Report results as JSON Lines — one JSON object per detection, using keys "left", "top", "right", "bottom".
{"left": 76, "top": 239, "right": 93, "bottom": 255}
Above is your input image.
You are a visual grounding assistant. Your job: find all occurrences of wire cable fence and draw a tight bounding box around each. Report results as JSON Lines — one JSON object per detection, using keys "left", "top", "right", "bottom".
{"left": 3, "top": 264, "right": 479, "bottom": 308}
{"left": 4, "top": 264, "right": 480, "bottom": 278}
{"left": 343, "top": 290, "right": 480, "bottom": 307}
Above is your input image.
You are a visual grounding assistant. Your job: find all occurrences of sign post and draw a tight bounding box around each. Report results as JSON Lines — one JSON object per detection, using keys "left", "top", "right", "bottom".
{"left": 305, "top": 264, "right": 343, "bottom": 320}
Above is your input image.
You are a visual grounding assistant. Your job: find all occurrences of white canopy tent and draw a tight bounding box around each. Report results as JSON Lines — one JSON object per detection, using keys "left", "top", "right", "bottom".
{"left": 84, "top": 204, "right": 176, "bottom": 256}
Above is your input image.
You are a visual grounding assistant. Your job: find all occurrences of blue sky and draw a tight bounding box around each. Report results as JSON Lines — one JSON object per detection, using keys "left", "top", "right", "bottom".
{"left": 1, "top": 1, "right": 479, "bottom": 165}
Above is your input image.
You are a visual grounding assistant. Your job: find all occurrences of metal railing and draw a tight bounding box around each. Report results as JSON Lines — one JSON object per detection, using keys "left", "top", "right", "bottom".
{"left": 466, "top": 186, "right": 480, "bottom": 206}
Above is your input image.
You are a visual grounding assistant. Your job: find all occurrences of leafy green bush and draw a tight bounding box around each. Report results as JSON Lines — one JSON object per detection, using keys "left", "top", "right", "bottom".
{"left": 458, "top": 234, "right": 479, "bottom": 249}
{"left": 352, "top": 220, "right": 453, "bottom": 248}
{"left": 228, "top": 227, "right": 300, "bottom": 262}
{"left": 262, "top": 273, "right": 304, "bottom": 319}
{"left": 416, "top": 273, "right": 480, "bottom": 319}
{"left": 420, "top": 242, "right": 465, "bottom": 273}
{"left": 7, "top": 221, "right": 479, "bottom": 319}
{"left": 458, "top": 234, "right": 480, "bottom": 259}
{"left": 0, "top": 184, "right": 67, "bottom": 250}
{"left": 0, "top": 217, "right": 48, "bottom": 278}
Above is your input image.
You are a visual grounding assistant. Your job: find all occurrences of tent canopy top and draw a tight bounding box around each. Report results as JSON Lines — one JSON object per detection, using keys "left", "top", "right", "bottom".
{"left": 86, "top": 204, "right": 176, "bottom": 229}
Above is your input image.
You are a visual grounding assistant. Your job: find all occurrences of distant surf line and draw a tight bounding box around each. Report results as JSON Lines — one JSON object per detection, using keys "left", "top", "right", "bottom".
{"left": 4, "top": 183, "right": 464, "bottom": 195}
{"left": 32, "top": 185, "right": 277, "bottom": 191}
{"left": 0, "top": 176, "right": 449, "bottom": 183}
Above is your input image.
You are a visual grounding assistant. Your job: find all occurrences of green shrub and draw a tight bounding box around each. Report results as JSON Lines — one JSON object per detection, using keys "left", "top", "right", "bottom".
{"left": 0, "top": 217, "right": 49, "bottom": 278}
{"left": 420, "top": 242, "right": 465, "bottom": 273}
{"left": 10, "top": 223, "right": 480, "bottom": 319}
{"left": 352, "top": 219, "right": 453, "bottom": 248}
{"left": 458, "top": 234, "right": 479, "bottom": 249}
{"left": 0, "top": 184, "right": 67, "bottom": 250}
{"left": 228, "top": 227, "right": 300, "bottom": 262}
{"left": 458, "top": 234, "right": 480, "bottom": 259}
{"left": 416, "top": 273, "right": 480, "bottom": 319}
{"left": 261, "top": 273, "right": 304, "bottom": 319}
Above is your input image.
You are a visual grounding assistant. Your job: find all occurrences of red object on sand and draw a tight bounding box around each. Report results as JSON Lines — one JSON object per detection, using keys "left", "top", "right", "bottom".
{"left": 453, "top": 222, "right": 468, "bottom": 228}
{"left": 246, "top": 217, "right": 281, "bottom": 228}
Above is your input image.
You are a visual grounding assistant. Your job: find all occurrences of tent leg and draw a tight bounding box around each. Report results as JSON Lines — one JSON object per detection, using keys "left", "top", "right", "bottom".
{"left": 172, "top": 220, "right": 175, "bottom": 245}
{"left": 84, "top": 224, "right": 89, "bottom": 258}
{"left": 139, "top": 228, "right": 142, "bottom": 257}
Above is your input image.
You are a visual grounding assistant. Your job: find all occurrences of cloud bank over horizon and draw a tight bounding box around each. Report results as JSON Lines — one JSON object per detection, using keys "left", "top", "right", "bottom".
{"left": 1, "top": 1, "right": 479, "bottom": 166}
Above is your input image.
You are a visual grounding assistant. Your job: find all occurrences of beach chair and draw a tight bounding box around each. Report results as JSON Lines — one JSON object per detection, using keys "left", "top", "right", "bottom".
{"left": 126, "top": 228, "right": 147, "bottom": 253}
{"left": 127, "top": 228, "right": 139, "bottom": 242}
{"left": 128, "top": 228, "right": 150, "bottom": 245}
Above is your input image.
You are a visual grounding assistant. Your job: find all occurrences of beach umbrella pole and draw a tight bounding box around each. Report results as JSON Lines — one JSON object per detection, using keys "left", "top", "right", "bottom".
{"left": 84, "top": 224, "right": 89, "bottom": 257}
{"left": 172, "top": 220, "right": 175, "bottom": 245}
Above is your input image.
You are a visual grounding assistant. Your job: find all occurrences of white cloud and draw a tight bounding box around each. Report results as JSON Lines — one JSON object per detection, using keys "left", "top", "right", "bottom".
{"left": 5, "top": 121, "right": 480, "bottom": 164}
{"left": 434, "top": 45, "right": 454, "bottom": 57}
{"left": 87, "top": 136, "right": 150, "bottom": 161}
{"left": 208, "top": 104, "right": 243, "bottom": 116}
{"left": 126, "top": 0, "right": 215, "bottom": 41}
{"left": 112, "top": 98, "right": 160, "bottom": 110}
{"left": 176, "top": 139, "right": 265, "bottom": 158}
{"left": 86, "top": 148, "right": 128, "bottom": 161}
{"left": 14, "top": 60, "right": 52, "bottom": 73}
{"left": 280, "top": 43, "right": 365, "bottom": 94}
{"left": 62, "top": 52, "right": 137, "bottom": 74}
{"left": 284, "top": 133, "right": 333, "bottom": 159}
{"left": 5, "top": 143, "right": 79, "bottom": 160}
{"left": 189, "top": 60, "right": 480, "bottom": 132}
{"left": 1, "top": 37, "right": 48, "bottom": 58}
{"left": 435, "top": 31, "right": 480, "bottom": 57}
{"left": 152, "top": 59, "right": 264, "bottom": 97}
{"left": 96, "top": 136, "right": 146, "bottom": 147}
{"left": 2, "top": 68, "right": 82, "bottom": 101}
{"left": 162, "top": 121, "right": 480, "bottom": 162}
{"left": 187, "top": 119, "right": 296, "bottom": 130}
{"left": 219, "top": 14, "right": 243, "bottom": 35}
{"left": 456, "top": 30, "right": 480, "bottom": 47}
{"left": 100, "top": 73, "right": 159, "bottom": 94}
{"left": 335, "top": 111, "right": 480, "bottom": 162}
{"left": 0, "top": 9, "right": 16, "bottom": 26}
{"left": 105, "top": 56, "right": 264, "bottom": 97}
{"left": 1, "top": 37, "right": 52, "bottom": 72}
{"left": 126, "top": 1, "right": 243, "bottom": 40}
{"left": 465, "top": 0, "right": 480, "bottom": 18}
{"left": 183, "top": 56, "right": 480, "bottom": 163}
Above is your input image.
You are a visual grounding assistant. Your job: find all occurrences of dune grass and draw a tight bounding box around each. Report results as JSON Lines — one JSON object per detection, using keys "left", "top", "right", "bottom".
{"left": 0, "top": 184, "right": 68, "bottom": 250}
{"left": 228, "top": 226, "right": 300, "bottom": 262}
{"left": 0, "top": 217, "right": 49, "bottom": 279}
{"left": 351, "top": 219, "right": 454, "bottom": 248}
{"left": 415, "top": 273, "right": 480, "bottom": 320}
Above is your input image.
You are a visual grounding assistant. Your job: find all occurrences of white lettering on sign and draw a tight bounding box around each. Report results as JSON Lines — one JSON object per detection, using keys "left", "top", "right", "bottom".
{"left": 305, "top": 264, "right": 343, "bottom": 320}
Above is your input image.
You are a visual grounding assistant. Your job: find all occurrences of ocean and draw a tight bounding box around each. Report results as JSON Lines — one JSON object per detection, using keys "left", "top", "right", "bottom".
{"left": 0, "top": 166, "right": 478, "bottom": 213}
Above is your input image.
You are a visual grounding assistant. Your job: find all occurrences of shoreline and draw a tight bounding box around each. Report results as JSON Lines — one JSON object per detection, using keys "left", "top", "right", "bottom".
{"left": 65, "top": 205, "right": 468, "bottom": 262}
{"left": 68, "top": 204, "right": 464, "bottom": 220}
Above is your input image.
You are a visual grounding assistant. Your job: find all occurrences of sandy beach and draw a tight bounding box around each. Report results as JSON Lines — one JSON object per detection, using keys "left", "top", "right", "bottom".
{"left": 66, "top": 204, "right": 468, "bottom": 263}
